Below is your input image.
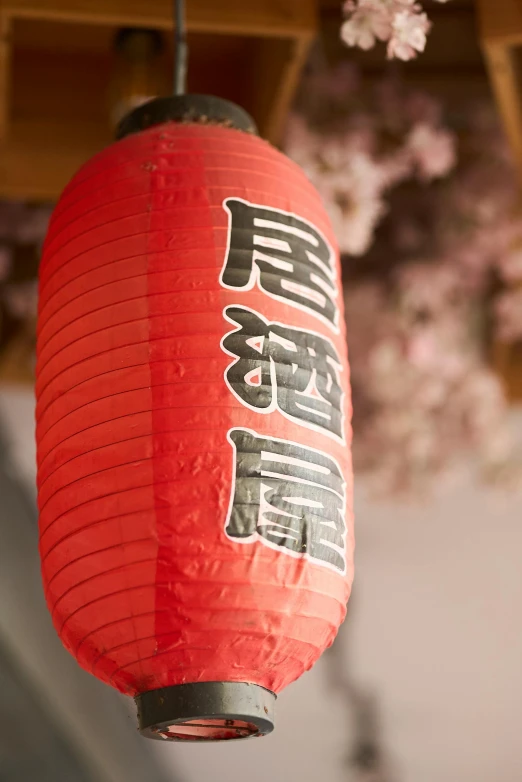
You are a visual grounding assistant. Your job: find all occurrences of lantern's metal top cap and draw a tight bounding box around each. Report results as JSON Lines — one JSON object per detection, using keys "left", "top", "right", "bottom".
{"left": 116, "top": 94, "right": 258, "bottom": 140}
{"left": 136, "top": 681, "right": 275, "bottom": 742}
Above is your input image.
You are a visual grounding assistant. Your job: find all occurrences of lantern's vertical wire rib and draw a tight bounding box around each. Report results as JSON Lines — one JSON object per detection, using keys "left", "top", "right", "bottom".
{"left": 173, "top": 0, "right": 188, "bottom": 95}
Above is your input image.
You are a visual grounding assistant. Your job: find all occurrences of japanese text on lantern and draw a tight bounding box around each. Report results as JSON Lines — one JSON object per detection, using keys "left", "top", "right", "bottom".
{"left": 219, "top": 198, "right": 347, "bottom": 574}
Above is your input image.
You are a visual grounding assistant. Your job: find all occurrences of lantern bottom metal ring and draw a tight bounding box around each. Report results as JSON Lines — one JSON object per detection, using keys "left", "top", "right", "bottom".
{"left": 135, "top": 682, "right": 276, "bottom": 741}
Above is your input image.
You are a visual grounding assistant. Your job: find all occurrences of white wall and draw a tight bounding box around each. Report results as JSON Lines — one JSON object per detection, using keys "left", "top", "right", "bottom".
{"left": 351, "top": 466, "right": 522, "bottom": 782}
{"left": 2, "top": 388, "right": 521, "bottom": 782}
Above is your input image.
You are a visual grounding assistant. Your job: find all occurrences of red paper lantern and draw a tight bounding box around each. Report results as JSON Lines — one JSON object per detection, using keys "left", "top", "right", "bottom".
{"left": 36, "top": 96, "right": 354, "bottom": 741}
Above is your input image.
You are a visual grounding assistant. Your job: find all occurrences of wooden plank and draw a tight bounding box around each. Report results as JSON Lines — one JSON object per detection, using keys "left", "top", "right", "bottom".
{"left": 492, "top": 340, "right": 522, "bottom": 401}
{"left": 271, "top": 34, "right": 315, "bottom": 142}
{"left": 479, "top": 0, "right": 522, "bottom": 402}
{"left": 12, "top": 46, "right": 112, "bottom": 126}
{"left": 0, "top": 14, "right": 11, "bottom": 142}
{"left": 0, "top": 29, "right": 295, "bottom": 200}
{"left": 0, "top": 117, "right": 110, "bottom": 200}
{"left": 481, "top": 41, "right": 522, "bottom": 181}
{"left": 0, "top": 333, "right": 35, "bottom": 385}
{"left": 12, "top": 16, "right": 116, "bottom": 52}
{"left": 0, "top": 1, "right": 316, "bottom": 195}
{"left": 251, "top": 33, "right": 315, "bottom": 144}
{"left": 477, "top": 0, "right": 522, "bottom": 47}
{"left": 477, "top": 0, "right": 522, "bottom": 181}
{"left": 3, "top": 0, "right": 316, "bottom": 39}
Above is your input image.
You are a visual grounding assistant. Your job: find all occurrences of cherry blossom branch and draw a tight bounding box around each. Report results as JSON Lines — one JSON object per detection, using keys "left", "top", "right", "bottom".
{"left": 341, "top": 0, "right": 451, "bottom": 61}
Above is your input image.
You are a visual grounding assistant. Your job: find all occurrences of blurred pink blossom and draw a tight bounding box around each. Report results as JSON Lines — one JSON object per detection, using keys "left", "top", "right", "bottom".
{"left": 498, "top": 246, "right": 522, "bottom": 283}
{"left": 404, "top": 91, "right": 442, "bottom": 126}
{"left": 316, "top": 150, "right": 387, "bottom": 255}
{"left": 387, "top": 9, "right": 431, "bottom": 60}
{"left": 285, "top": 117, "right": 388, "bottom": 255}
{"left": 346, "top": 267, "right": 514, "bottom": 495}
{"left": 407, "top": 122, "right": 457, "bottom": 179}
{"left": 326, "top": 185, "right": 385, "bottom": 256}
{"left": 308, "top": 61, "right": 361, "bottom": 102}
{"left": 393, "top": 220, "right": 426, "bottom": 252}
{"left": 341, "top": 1, "right": 391, "bottom": 51}
{"left": 284, "top": 114, "right": 319, "bottom": 174}
{"left": 285, "top": 60, "right": 519, "bottom": 497}
{"left": 341, "top": 0, "right": 442, "bottom": 62}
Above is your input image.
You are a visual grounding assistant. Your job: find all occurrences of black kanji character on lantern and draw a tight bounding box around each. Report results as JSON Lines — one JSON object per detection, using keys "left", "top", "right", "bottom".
{"left": 221, "top": 306, "right": 344, "bottom": 441}
{"left": 225, "top": 428, "right": 347, "bottom": 573}
{"left": 220, "top": 198, "right": 339, "bottom": 330}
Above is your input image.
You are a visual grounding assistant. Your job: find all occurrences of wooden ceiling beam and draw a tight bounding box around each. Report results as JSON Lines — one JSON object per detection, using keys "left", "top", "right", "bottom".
{"left": 2, "top": 0, "right": 316, "bottom": 39}
{"left": 478, "top": 0, "right": 522, "bottom": 181}
{"left": 477, "top": 0, "right": 522, "bottom": 402}
{"left": 477, "top": 0, "right": 522, "bottom": 46}
{"left": 0, "top": 15, "right": 11, "bottom": 143}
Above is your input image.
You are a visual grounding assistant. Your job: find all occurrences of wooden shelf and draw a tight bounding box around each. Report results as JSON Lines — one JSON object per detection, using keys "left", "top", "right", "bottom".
{"left": 4, "top": 0, "right": 316, "bottom": 39}
{"left": 0, "top": 0, "right": 316, "bottom": 384}
{"left": 0, "top": 0, "right": 316, "bottom": 201}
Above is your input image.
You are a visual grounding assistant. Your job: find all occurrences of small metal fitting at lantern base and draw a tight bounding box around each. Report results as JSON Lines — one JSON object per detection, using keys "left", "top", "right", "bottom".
{"left": 135, "top": 682, "right": 276, "bottom": 741}
{"left": 116, "top": 94, "right": 258, "bottom": 139}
